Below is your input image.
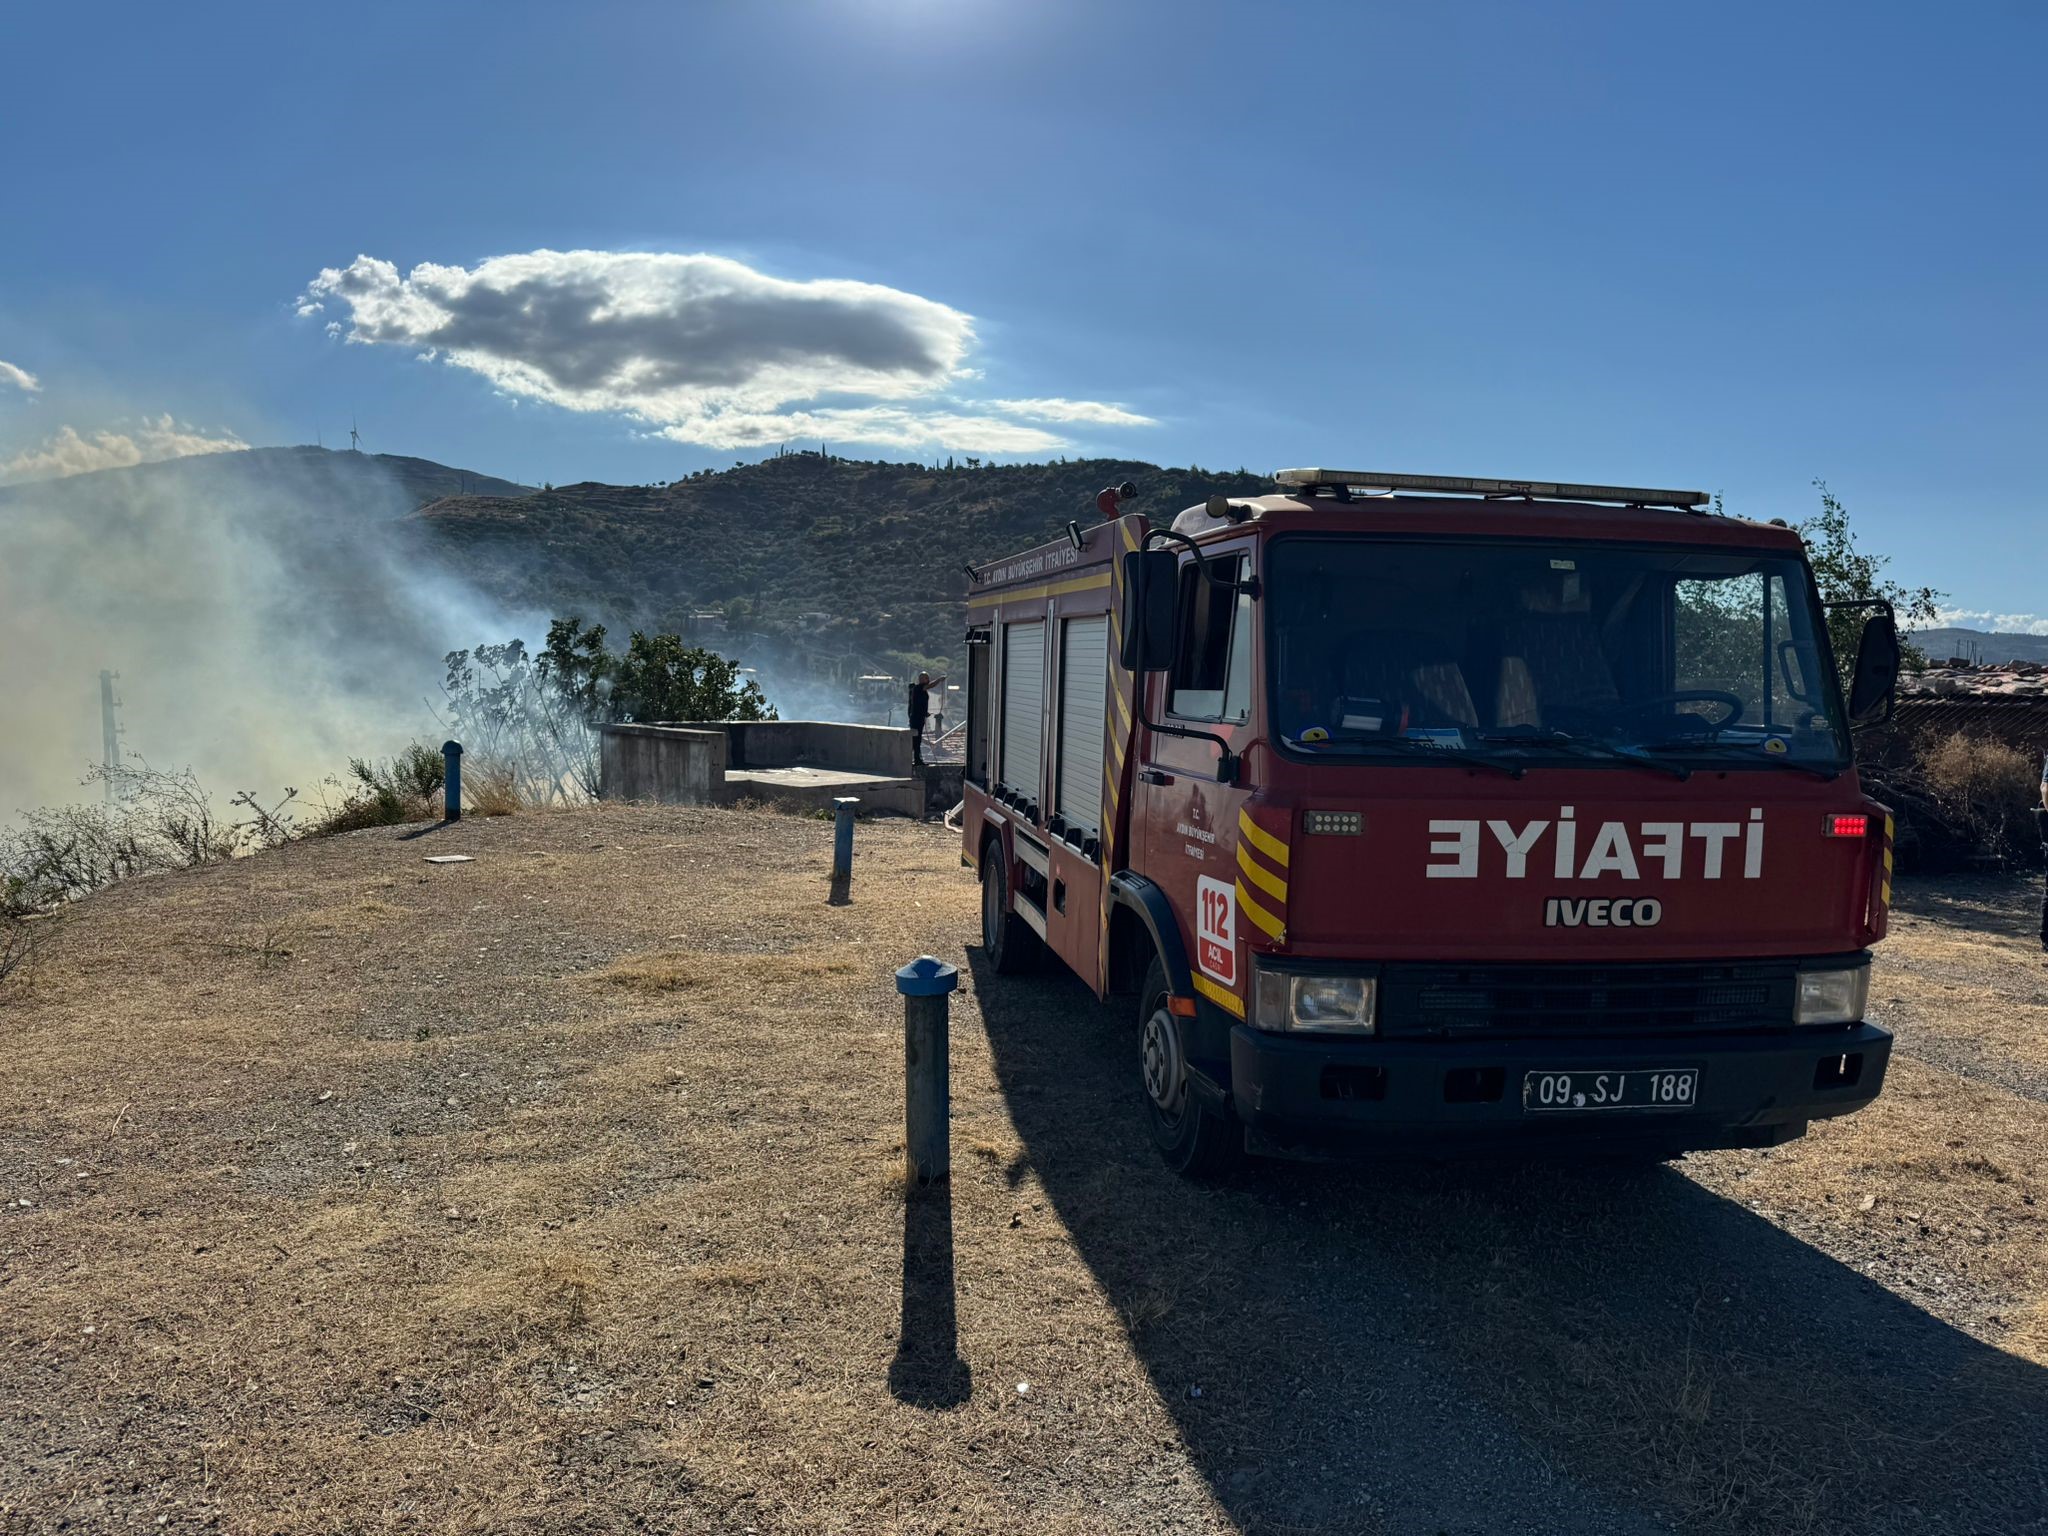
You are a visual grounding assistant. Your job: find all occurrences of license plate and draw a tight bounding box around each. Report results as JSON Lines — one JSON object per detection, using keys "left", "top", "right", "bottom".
{"left": 1524, "top": 1067, "right": 1699, "bottom": 1113}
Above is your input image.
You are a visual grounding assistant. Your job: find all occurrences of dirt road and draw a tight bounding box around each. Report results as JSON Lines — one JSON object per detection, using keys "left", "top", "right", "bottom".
{"left": 0, "top": 807, "right": 2042, "bottom": 1534}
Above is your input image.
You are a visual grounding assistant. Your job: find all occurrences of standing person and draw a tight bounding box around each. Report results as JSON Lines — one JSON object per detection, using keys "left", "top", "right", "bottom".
{"left": 907, "top": 672, "right": 931, "bottom": 765}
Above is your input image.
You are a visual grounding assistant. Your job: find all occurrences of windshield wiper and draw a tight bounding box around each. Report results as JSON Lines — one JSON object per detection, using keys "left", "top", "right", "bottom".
{"left": 1634, "top": 738, "right": 1842, "bottom": 780}
{"left": 1473, "top": 730, "right": 1690, "bottom": 781}
{"left": 1285, "top": 736, "right": 1526, "bottom": 777}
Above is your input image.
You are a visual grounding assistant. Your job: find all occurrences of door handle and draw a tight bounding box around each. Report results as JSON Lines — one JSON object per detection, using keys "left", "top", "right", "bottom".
{"left": 1138, "top": 768, "right": 1173, "bottom": 786}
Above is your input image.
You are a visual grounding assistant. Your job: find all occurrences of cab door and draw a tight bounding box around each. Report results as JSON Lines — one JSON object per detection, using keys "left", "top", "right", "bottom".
{"left": 1133, "top": 539, "right": 1260, "bottom": 1018}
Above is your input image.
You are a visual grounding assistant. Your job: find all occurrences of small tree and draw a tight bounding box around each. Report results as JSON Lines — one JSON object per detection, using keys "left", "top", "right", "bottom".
{"left": 1800, "top": 480, "right": 1942, "bottom": 681}
{"left": 540, "top": 618, "right": 776, "bottom": 726}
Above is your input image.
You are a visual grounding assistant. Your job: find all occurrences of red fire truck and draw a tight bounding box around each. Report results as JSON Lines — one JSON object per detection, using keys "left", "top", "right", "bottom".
{"left": 960, "top": 470, "right": 1901, "bottom": 1175}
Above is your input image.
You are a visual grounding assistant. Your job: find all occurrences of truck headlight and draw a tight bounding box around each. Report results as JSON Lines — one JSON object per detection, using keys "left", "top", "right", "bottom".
{"left": 1795, "top": 966, "right": 1870, "bottom": 1025}
{"left": 1253, "top": 967, "right": 1377, "bottom": 1034}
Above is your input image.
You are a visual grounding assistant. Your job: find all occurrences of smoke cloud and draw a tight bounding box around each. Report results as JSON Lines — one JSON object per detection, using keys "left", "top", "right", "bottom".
{"left": 0, "top": 447, "right": 530, "bottom": 821}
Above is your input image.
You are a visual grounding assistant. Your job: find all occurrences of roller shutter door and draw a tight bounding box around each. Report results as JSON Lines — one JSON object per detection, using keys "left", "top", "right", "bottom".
{"left": 1057, "top": 615, "right": 1109, "bottom": 835}
{"left": 1000, "top": 619, "right": 1045, "bottom": 794}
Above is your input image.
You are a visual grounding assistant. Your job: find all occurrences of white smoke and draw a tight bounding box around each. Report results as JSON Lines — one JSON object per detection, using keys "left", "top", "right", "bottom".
{"left": 0, "top": 447, "right": 533, "bottom": 820}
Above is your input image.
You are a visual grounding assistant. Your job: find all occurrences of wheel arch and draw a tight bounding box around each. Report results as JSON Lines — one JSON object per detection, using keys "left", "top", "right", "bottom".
{"left": 1107, "top": 871, "right": 1194, "bottom": 1001}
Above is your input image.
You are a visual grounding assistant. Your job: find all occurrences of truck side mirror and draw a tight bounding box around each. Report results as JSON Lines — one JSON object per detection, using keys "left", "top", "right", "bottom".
{"left": 1847, "top": 610, "right": 1900, "bottom": 727}
{"left": 1119, "top": 549, "right": 1177, "bottom": 672}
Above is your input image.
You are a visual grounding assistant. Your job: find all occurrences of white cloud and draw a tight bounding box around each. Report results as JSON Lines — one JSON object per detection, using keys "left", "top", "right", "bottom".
{"left": 1931, "top": 608, "right": 2048, "bottom": 637}
{"left": 0, "top": 416, "right": 249, "bottom": 484}
{"left": 654, "top": 406, "right": 1063, "bottom": 454}
{"left": 0, "top": 358, "right": 40, "bottom": 394}
{"left": 299, "top": 249, "right": 1153, "bottom": 454}
{"left": 988, "top": 396, "right": 1155, "bottom": 427}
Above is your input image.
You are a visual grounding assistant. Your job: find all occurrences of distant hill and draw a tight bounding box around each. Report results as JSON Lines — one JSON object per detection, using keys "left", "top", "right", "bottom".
{"left": 1908, "top": 627, "right": 2048, "bottom": 665}
{"left": 0, "top": 444, "right": 529, "bottom": 520}
{"left": 415, "top": 454, "right": 1269, "bottom": 672}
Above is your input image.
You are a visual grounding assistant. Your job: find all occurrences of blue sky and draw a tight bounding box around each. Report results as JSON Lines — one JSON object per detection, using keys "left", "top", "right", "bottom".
{"left": 1, "top": 0, "right": 2041, "bottom": 627}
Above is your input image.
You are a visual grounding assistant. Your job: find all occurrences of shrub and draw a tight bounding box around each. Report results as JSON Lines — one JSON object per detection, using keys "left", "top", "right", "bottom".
{"left": 1869, "top": 731, "right": 2045, "bottom": 873}
{"left": 1918, "top": 734, "right": 2041, "bottom": 868}
{"left": 1, "top": 912, "right": 39, "bottom": 996}
{"left": 302, "top": 743, "right": 446, "bottom": 837}
{"left": 1, "top": 762, "right": 293, "bottom": 911}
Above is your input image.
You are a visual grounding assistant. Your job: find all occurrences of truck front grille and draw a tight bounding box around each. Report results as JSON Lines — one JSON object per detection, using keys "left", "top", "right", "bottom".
{"left": 1379, "top": 960, "right": 1796, "bottom": 1038}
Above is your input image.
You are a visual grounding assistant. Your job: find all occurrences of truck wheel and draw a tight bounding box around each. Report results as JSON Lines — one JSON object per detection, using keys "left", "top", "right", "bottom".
{"left": 980, "top": 843, "right": 1040, "bottom": 974}
{"left": 1139, "top": 956, "right": 1241, "bottom": 1178}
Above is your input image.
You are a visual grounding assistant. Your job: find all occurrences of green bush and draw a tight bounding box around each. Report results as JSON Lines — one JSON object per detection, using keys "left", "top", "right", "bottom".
{"left": 303, "top": 743, "right": 446, "bottom": 836}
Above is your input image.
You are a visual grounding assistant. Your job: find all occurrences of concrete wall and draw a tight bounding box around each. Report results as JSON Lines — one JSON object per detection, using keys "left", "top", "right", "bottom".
{"left": 599, "top": 724, "right": 727, "bottom": 804}
{"left": 922, "top": 764, "right": 964, "bottom": 819}
{"left": 597, "top": 721, "right": 924, "bottom": 813}
{"left": 672, "top": 721, "right": 914, "bottom": 776}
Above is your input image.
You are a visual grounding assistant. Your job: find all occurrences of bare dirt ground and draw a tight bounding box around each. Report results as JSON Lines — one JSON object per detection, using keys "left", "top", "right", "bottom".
{"left": 1, "top": 806, "right": 2043, "bottom": 1536}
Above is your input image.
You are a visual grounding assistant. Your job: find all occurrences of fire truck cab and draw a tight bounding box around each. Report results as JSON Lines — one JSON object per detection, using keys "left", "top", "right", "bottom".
{"left": 961, "top": 470, "right": 1900, "bottom": 1175}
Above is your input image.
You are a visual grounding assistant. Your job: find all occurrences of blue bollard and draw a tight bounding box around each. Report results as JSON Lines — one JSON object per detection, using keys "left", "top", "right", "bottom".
{"left": 896, "top": 956, "right": 958, "bottom": 1183}
{"left": 442, "top": 740, "right": 463, "bottom": 822}
{"left": 832, "top": 795, "right": 860, "bottom": 881}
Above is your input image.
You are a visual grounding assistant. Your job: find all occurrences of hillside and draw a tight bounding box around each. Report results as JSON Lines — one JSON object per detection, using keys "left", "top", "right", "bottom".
{"left": 1909, "top": 627, "right": 2048, "bottom": 665}
{"left": 0, "top": 444, "right": 528, "bottom": 523}
{"left": 414, "top": 455, "right": 1269, "bottom": 673}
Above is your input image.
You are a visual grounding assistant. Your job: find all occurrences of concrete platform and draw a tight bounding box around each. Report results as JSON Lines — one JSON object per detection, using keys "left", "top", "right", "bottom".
{"left": 725, "top": 764, "right": 920, "bottom": 816}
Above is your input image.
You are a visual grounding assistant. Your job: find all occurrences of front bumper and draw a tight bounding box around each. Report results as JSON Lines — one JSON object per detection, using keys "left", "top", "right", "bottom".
{"left": 1226, "top": 1022, "right": 1892, "bottom": 1158}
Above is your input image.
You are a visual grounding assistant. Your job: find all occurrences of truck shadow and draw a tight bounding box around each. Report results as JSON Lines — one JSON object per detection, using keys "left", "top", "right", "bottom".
{"left": 967, "top": 950, "right": 2048, "bottom": 1536}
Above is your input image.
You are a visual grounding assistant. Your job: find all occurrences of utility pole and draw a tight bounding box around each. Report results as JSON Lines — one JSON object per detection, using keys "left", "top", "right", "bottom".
{"left": 99, "top": 670, "right": 121, "bottom": 803}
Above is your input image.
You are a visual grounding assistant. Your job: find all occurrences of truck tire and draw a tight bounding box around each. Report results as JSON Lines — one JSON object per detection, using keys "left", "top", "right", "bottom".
{"left": 980, "top": 843, "right": 1040, "bottom": 974}
{"left": 1139, "top": 956, "right": 1241, "bottom": 1178}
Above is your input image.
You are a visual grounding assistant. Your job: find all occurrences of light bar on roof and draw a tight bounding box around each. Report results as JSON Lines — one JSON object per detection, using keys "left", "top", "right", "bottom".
{"left": 1274, "top": 468, "right": 1709, "bottom": 510}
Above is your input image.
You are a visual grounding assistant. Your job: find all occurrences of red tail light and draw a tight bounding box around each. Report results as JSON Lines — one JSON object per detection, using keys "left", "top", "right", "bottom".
{"left": 1824, "top": 813, "right": 1870, "bottom": 839}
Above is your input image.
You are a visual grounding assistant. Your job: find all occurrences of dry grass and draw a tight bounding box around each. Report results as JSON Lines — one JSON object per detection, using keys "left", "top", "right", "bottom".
{"left": 464, "top": 759, "right": 525, "bottom": 819}
{"left": 0, "top": 806, "right": 2043, "bottom": 1535}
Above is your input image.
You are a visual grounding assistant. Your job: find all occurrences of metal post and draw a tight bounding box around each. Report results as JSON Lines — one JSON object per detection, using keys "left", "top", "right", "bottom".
{"left": 442, "top": 740, "right": 463, "bottom": 822}
{"left": 832, "top": 796, "right": 860, "bottom": 880}
{"left": 99, "top": 670, "right": 119, "bottom": 804}
{"left": 896, "top": 956, "right": 957, "bottom": 1184}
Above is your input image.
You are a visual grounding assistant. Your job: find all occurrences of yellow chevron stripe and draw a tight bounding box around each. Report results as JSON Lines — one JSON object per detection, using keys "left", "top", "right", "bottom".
{"left": 1191, "top": 974, "right": 1244, "bottom": 1018}
{"left": 1236, "top": 842, "right": 1286, "bottom": 903}
{"left": 1121, "top": 518, "right": 1140, "bottom": 552}
{"left": 1112, "top": 686, "right": 1131, "bottom": 732}
{"left": 967, "top": 570, "right": 1112, "bottom": 609}
{"left": 1237, "top": 808, "right": 1289, "bottom": 869}
{"left": 1236, "top": 879, "right": 1284, "bottom": 941}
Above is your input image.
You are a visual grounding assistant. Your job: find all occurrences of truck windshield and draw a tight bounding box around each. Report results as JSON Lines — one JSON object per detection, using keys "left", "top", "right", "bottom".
{"left": 1266, "top": 537, "right": 1849, "bottom": 768}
